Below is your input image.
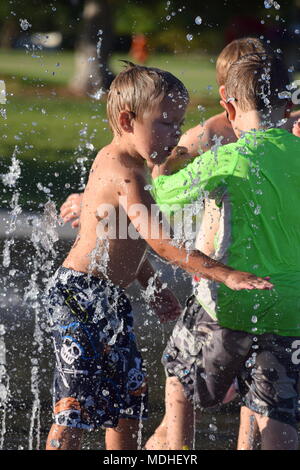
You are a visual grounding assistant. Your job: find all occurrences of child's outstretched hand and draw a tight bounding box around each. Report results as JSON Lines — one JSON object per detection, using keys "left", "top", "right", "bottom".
{"left": 292, "top": 119, "right": 300, "bottom": 137}
{"left": 152, "top": 146, "right": 191, "bottom": 177}
{"left": 224, "top": 271, "right": 273, "bottom": 291}
{"left": 165, "top": 145, "right": 193, "bottom": 173}
{"left": 60, "top": 193, "right": 82, "bottom": 228}
{"left": 149, "top": 286, "right": 182, "bottom": 323}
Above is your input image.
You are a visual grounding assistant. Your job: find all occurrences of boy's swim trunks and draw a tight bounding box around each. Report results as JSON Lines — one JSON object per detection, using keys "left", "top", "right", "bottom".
{"left": 45, "top": 267, "right": 148, "bottom": 430}
{"left": 162, "top": 295, "right": 300, "bottom": 428}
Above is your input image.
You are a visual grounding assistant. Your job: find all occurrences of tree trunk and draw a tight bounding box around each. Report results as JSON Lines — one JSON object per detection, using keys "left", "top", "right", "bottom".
{"left": 0, "top": 20, "right": 18, "bottom": 49}
{"left": 69, "top": 0, "right": 115, "bottom": 96}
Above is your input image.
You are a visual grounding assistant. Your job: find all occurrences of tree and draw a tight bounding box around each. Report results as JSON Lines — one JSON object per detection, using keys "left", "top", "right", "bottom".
{"left": 68, "top": 0, "right": 115, "bottom": 96}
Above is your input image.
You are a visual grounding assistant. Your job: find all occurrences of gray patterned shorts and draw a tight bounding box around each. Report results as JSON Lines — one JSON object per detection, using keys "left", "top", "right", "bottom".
{"left": 162, "top": 296, "right": 300, "bottom": 428}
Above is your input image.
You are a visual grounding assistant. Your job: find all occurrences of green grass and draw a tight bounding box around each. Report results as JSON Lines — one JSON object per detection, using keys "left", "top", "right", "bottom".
{"left": 1, "top": 94, "right": 219, "bottom": 211}
{"left": 0, "top": 49, "right": 220, "bottom": 98}
{"left": 1, "top": 49, "right": 298, "bottom": 211}
{"left": 0, "top": 50, "right": 222, "bottom": 210}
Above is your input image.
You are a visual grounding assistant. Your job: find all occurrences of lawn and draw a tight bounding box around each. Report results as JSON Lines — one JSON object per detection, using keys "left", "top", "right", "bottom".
{"left": 1, "top": 49, "right": 298, "bottom": 211}
{"left": 0, "top": 49, "right": 221, "bottom": 211}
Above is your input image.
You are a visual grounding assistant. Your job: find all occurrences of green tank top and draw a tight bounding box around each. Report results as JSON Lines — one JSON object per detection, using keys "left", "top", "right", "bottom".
{"left": 153, "top": 128, "right": 300, "bottom": 336}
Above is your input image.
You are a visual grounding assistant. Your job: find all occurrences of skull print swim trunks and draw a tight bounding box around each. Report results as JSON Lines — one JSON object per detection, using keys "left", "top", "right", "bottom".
{"left": 45, "top": 266, "right": 148, "bottom": 430}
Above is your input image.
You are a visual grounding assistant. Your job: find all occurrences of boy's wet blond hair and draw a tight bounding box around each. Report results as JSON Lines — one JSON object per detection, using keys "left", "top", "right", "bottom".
{"left": 225, "top": 52, "right": 290, "bottom": 112}
{"left": 216, "top": 37, "right": 270, "bottom": 86}
{"left": 107, "top": 62, "right": 189, "bottom": 135}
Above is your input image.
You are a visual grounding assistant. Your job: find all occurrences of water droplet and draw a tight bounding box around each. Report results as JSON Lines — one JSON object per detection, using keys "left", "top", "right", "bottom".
{"left": 195, "top": 16, "right": 202, "bottom": 25}
{"left": 264, "top": 0, "right": 273, "bottom": 8}
{"left": 186, "top": 34, "right": 193, "bottom": 42}
{"left": 150, "top": 152, "right": 158, "bottom": 159}
{"left": 209, "top": 423, "right": 218, "bottom": 432}
{"left": 278, "top": 91, "right": 291, "bottom": 99}
{"left": 19, "top": 19, "right": 32, "bottom": 31}
{"left": 50, "top": 439, "right": 61, "bottom": 448}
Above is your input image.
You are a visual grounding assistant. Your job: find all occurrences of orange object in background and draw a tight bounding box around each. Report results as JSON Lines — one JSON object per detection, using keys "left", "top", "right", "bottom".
{"left": 129, "top": 34, "right": 149, "bottom": 64}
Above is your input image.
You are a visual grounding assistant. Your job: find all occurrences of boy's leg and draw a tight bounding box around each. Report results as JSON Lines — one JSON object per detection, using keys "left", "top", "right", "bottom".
{"left": 241, "top": 336, "right": 300, "bottom": 451}
{"left": 144, "top": 414, "right": 168, "bottom": 450}
{"left": 145, "top": 377, "right": 195, "bottom": 451}
{"left": 254, "top": 412, "right": 298, "bottom": 450}
{"left": 165, "top": 376, "right": 195, "bottom": 450}
{"left": 46, "top": 424, "right": 83, "bottom": 450}
{"left": 237, "top": 406, "right": 260, "bottom": 450}
{"left": 105, "top": 418, "right": 140, "bottom": 450}
{"left": 154, "top": 298, "right": 253, "bottom": 450}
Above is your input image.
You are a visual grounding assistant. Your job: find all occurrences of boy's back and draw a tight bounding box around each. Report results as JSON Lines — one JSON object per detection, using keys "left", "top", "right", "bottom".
{"left": 194, "top": 128, "right": 300, "bottom": 335}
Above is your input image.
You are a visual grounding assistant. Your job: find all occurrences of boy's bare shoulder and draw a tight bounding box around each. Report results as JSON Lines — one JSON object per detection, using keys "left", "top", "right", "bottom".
{"left": 90, "top": 143, "right": 147, "bottom": 191}
{"left": 179, "top": 112, "right": 235, "bottom": 155}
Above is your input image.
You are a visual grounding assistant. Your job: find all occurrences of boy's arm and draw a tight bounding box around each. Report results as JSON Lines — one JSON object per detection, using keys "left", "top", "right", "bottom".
{"left": 136, "top": 257, "right": 182, "bottom": 322}
{"left": 151, "top": 146, "right": 195, "bottom": 179}
{"left": 292, "top": 118, "right": 300, "bottom": 137}
{"left": 178, "top": 123, "right": 209, "bottom": 156}
{"left": 284, "top": 110, "right": 300, "bottom": 133}
{"left": 119, "top": 168, "right": 272, "bottom": 291}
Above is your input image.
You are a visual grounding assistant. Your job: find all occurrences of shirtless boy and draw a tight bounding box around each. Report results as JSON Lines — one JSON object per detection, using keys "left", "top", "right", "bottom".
{"left": 45, "top": 63, "right": 271, "bottom": 451}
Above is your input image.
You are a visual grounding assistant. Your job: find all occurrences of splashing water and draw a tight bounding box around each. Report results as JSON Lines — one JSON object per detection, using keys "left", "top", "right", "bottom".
{"left": 0, "top": 325, "right": 9, "bottom": 450}
{"left": 264, "top": 0, "right": 280, "bottom": 9}
{"left": 19, "top": 18, "right": 32, "bottom": 31}
{"left": 24, "top": 202, "right": 60, "bottom": 449}
{"left": 137, "top": 396, "right": 145, "bottom": 450}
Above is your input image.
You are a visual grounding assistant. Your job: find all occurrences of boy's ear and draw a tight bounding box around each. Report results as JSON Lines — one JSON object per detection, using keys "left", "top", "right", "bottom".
{"left": 219, "top": 85, "right": 236, "bottom": 121}
{"left": 119, "top": 111, "right": 135, "bottom": 133}
{"left": 219, "top": 85, "right": 226, "bottom": 101}
{"left": 219, "top": 98, "right": 236, "bottom": 122}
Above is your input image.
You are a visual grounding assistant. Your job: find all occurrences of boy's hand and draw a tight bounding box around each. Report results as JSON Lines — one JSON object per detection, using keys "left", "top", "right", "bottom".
{"left": 151, "top": 146, "right": 191, "bottom": 178}
{"left": 167, "top": 145, "right": 192, "bottom": 172}
{"left": 149, "top": 287, "right": 182, "bottom": 323}
{"left": 60, "top": 193, "right": 82, "bottom": 228}
{"left": 292, "top": 119, "right": 300, "bottom": 138}
{"left": 224, "top": 271, "right": 273, "bottom": 291}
